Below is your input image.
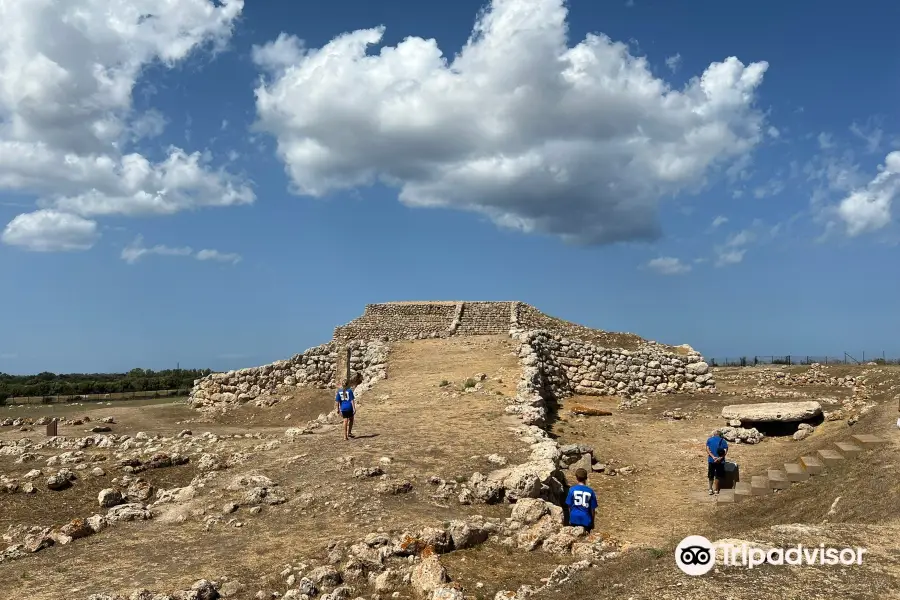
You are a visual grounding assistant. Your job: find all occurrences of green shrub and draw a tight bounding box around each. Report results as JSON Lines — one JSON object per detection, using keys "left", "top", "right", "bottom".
{"left": 439, "top": 380, "right": 449, "bottom": 387}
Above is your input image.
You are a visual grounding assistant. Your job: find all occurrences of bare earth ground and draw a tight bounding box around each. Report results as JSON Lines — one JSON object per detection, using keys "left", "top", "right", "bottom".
{"left": 2, "top": 347, "right": 900, "bottom": 599}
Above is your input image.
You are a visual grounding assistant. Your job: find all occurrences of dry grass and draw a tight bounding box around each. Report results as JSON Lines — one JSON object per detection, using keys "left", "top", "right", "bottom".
{"left": 2, "top": 358, "right": 900, "bottom": 599}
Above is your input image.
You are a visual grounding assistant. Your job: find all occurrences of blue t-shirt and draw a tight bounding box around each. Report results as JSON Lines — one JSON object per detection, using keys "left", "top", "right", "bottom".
{"left": 706, "top": 436, "right": 728, "bottom": 463}
{"left": 565, "top": 484, "right": 597, "bottom": 527}
{"left": 336, "top": 388, "right": 355, "bottom": 412}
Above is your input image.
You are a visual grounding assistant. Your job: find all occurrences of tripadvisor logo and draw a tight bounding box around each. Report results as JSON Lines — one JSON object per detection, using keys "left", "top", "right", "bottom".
{"left": 675, "top": 535, "right": 715, "bottom": 576}
{"left": 675, "top": 535, "right": 868, "bottom": 575}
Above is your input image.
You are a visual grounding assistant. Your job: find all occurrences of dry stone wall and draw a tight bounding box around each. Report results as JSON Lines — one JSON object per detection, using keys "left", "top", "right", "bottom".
{"left": 512, "top": 329, "right": 714, "bottom": 399}
{"left": 189, "top": 341, "right": 388, "bottom": 411}
{"left": 190, "top": 300, "right": 715, "bottom": 411}
{"left": 334, "top": 302, "right": 458, "bottom": 341}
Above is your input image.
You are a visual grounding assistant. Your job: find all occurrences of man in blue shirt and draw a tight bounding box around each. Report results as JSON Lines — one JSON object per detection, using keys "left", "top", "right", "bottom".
{"left": 565, "top": 468, "right": 598, "bottom": 532}
{"left": 706, "top": 429, "right": 729, "bottom": 495}
{"left": 335, "top": 380, "right": 356, "bottom": 441}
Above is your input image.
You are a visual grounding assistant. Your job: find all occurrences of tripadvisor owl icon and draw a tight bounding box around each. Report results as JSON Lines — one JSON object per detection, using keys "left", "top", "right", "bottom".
{"left": 676, "top": 535, "right": 715, "bottom": 576}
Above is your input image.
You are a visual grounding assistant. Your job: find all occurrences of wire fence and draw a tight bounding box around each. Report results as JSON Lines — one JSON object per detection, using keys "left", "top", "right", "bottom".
{"left": 708, "top": 353, "right": 900, "bottom": 367}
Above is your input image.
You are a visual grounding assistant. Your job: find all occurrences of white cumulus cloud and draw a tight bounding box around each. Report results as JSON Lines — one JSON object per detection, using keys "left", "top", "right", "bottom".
{"left": 646, "top": 256, "right": 691, "bottom": 275}
{"left": 0, "top": 0, "right": 252, "bottom": 252}
{"left": 2, "top": 209, "right": 99, "bottom": 251}
{"left": 253, "top": 0, "right": 768, "bottom": 245}
{"left": 836, "top": 151, "right": 900, "bottom": 236}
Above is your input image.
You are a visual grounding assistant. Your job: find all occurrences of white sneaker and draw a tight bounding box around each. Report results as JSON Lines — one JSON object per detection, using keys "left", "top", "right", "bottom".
{"left": 708, "top": 489, "right": 714, "bottom": 495}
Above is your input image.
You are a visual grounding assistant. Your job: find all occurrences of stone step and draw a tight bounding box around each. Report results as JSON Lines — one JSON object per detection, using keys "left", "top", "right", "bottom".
{"left": 766, "top": 469, "right": 790, "bottom": 489}
{"left": 716, "top": 490, "right": 736, "bottom": 503}
{"left": 835, "top": 441, "right": 864, "bottom": 458}
{"left": 750, "top": 476, "right": 771, "bottom": 495}
{"left": 851, "top": 434, "right": 888, "bottom": 449}
{"left": 734, "top": 481, "right": 753, "bottom": 499}
{"left": 800, "top": 456, "right": 825, "bottom": 475}
{"left": 784, "top": 462, "right": 809, "bottom": 482}
{"left": 689, "top": 490, "right": 717, "bottom": 503}
{"left": 817, "top": 449, "right": 845, "bottom": 467}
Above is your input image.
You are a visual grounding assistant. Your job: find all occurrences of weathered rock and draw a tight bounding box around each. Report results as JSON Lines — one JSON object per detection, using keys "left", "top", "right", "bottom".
{"left": 411, "top": 556, "right": 449, "bottom": 597}
{"left": 510, "top": 498, "right": 549, "bottom": 525}
{"left": 106, "top": 503, "right": 152, "bottom": 522}
{"left": 98, "top": 488, "right": 124, "bottom": 508}
{"left": 793, "top": 423, "right": 815, "bottom": 441}
{"left": 59, "top": 518, "right": 94, "bottom": 540}
{"left": 720, "top": 426, "right": 763, "bottom": 444}
{"left": 374, "top": 569, "right": 402, "bottom": 592}
{"left": 448, "top": 520, "right": 489, "bottom": 550}
{"left": 721, "top": 401, "right": 822, "bottom": 423}
{"left": 307, "top": 566, "right": 342, "bottom": 587}
{"left": 375, "top": 479, "right": 413, "bottom": 495}
{"left": 431, "top": 587, "right": 464, "bottom": 600}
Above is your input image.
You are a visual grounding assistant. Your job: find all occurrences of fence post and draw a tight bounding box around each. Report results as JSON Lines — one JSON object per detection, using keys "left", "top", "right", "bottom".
{"left": 787, "top": 355, "right": 791, "bottom": 366}
{"left": 862, "top": 351, "right": 865, "bottom": 362}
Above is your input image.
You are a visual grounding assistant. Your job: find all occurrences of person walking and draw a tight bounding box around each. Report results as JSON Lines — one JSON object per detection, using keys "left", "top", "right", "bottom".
{"left": 335, "top": 380, "right": 356, "bottom": 441}
{"left": 565, "top": 468, "right": 598, "bottom": 532}
{"left": 706, "top": 429, "right": 728, "bottom": 495}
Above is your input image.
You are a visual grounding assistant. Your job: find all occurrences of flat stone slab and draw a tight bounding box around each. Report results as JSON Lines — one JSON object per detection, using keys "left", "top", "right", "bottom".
{"left": 722, "top": 401, "right": 822, "bottom": 423}
{"left": 800, "top": 456, "right": 824, "bottom": 475}
{"left": 851, "top": 434, "right": 887, "bottom": 448}
{"left": 784, "top": 463, "right": 809, "bottom": 482}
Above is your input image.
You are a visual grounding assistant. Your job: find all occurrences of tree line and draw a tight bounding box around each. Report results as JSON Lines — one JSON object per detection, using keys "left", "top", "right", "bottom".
{"left": 0, "top": 368, "right": 212, "bottom": 401}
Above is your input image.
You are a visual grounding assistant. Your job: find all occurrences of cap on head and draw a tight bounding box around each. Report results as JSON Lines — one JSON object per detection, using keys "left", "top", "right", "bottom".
{"left": 574, "top": 468, "right": 588, "bottom": 481}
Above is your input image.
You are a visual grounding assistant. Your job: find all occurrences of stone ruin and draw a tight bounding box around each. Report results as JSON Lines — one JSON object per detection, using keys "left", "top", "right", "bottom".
{"left": 189, "top": 301, "right": 715, "bottom": 411}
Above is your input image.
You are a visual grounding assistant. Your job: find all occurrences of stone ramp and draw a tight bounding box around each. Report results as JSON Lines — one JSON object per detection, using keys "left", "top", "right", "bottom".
{"left": 691, "top": 434, "right": 888, "bottom": 504}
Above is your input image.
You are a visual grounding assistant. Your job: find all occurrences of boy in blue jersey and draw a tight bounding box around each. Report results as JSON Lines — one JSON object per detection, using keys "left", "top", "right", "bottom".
{"left": 335, "top": 380, "right": 356, "bottom": 441}
{"left": 706, "top": 429, "right": 729, "bottom": 495}
{"left": 565, "top": 468, "right": 598, "bottom": 532}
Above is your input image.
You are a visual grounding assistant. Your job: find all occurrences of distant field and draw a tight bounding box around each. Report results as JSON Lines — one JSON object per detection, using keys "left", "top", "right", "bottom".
{"left": 2, "top": 395, "right": 187, "bottom": 418}
{"left": 2, "top": 388, "right": 189, "bottom": 406}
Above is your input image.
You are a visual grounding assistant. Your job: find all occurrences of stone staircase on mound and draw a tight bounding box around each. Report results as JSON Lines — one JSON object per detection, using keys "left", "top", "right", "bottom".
{"left": 690, "top": 433, "right": 889, "bottom": 504}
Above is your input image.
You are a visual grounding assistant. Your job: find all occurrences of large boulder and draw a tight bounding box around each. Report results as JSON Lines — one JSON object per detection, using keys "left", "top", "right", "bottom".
{"left": 721, "top": 401, "right": 822, "bottom": 423}
{"left": 411, "top": 556, "right": 449, "bottom": 597}
{"left": 486, "top": 460, "right": 565, "bottom": 503}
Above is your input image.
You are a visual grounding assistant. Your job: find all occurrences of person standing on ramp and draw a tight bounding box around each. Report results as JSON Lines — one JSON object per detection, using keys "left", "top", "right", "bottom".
{"left": 335, "top": 380, "right": 356, "bottom": 440}
{"left": 706, "top": 429, "right": 728, "bottom": 495}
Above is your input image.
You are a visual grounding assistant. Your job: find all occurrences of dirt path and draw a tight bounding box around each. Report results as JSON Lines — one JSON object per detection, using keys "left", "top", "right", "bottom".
{"left": 0, "top": 335, "right": 533, "bottom": 599}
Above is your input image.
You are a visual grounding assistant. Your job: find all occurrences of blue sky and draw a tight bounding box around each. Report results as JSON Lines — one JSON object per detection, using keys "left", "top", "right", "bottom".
{"left": 1, "top": 0, "right": 899, "bottom": 375}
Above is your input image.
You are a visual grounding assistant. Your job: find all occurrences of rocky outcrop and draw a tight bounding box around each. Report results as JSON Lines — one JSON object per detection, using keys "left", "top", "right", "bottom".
{"left": 721, "top": 401, "right": 822, "bottom": 423}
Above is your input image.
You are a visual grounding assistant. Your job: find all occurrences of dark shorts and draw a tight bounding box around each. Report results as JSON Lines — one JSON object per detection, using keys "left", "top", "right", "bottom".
{"left": 708, "top": 460, "right": 725, "bottom": 480}
{"left": 341, "top": 409, "right": 354, "bottom": 419}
